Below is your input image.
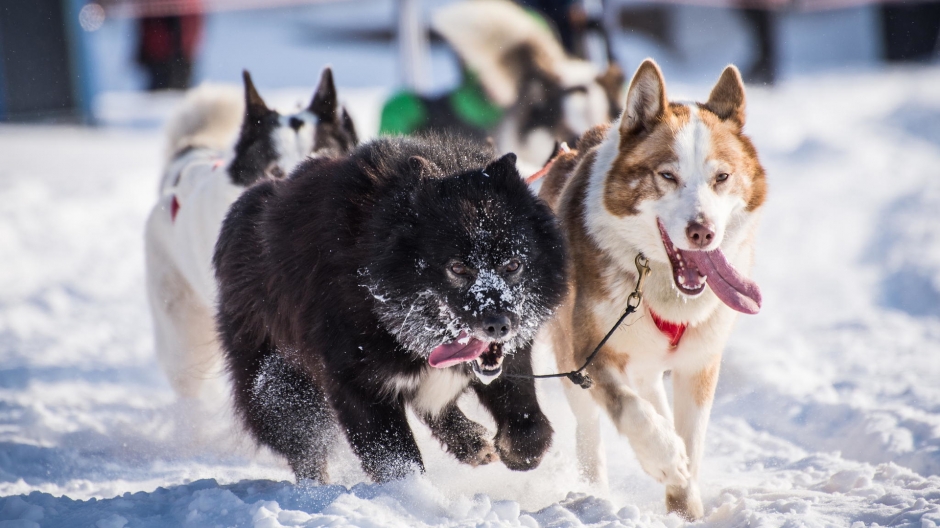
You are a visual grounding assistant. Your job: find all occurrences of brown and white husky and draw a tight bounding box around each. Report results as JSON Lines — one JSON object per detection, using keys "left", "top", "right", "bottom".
{"left": 539, "top": 59, "right": 766, "bottom": 520}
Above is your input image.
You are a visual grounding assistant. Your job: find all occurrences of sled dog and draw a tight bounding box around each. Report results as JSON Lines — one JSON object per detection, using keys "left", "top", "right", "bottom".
{"left": 145, "top": 68, "right": 358, "bottom": 400}
{"left": 539, "top": 59, "right": 766, "bottom": 520}
{"left": 432, "top": 0, "right": 624, "bottom": 175}
{"left": 213, "top": 135, "right": 568, "bottom": 482}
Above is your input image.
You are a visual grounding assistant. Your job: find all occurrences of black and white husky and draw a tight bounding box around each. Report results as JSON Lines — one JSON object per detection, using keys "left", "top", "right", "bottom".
{"left": 213, "top": 135, "right": 568, "bottom": 482}
{"left": 145, "top": 68, "right": 358, "bottom": 401}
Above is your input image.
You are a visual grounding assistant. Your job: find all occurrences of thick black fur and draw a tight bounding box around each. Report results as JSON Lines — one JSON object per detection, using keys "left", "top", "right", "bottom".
{"left": 228, "top": 68, "right": 358, "bottom": 187}
{"left": 214, "top": 134, "right": 568, "bottom": 483}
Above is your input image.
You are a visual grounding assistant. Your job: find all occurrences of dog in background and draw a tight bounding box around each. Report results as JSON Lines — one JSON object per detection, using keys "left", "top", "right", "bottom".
{"left": 213, "top": 135, "right": 568, "bottom": 482}
{"left": 539, "top": 59, "right": 766, "bottom": 520}
{"left": 145, "top": 68, "right": 358, "bottom": 402}
{"left": 381, "top": 0, "right": 623, "bottom": 177}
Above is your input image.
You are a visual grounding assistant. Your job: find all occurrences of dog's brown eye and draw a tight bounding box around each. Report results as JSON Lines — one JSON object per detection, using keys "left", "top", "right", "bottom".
{"left": 505, "top": 259, "right": 522, "bottom": 273}
{"left": 449, "top": 262, "right": 469, "bottom": 276}
{"left": 716, "top": 173, "right": 730, "bottom": 183}
{"left": 659, "top": 172, "right": 676, "bottom": 181}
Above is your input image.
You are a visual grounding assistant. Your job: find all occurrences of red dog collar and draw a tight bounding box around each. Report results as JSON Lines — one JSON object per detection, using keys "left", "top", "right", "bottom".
{"left": 649, "top": 309, "right": 687, "bottom": 348}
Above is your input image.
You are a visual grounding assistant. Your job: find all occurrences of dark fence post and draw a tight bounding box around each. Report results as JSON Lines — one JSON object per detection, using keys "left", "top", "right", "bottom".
{"left": 0, "top": 0, "right": 94, "bottom": 123}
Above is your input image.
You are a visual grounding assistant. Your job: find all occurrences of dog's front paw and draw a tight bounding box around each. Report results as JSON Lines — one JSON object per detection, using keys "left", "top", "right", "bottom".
{"left": 426, "top": 407, "right": 500, "bottom": 467}
{"left": 666, "top": 483, "right": 704, "bottom": 521}
{"left": 494, "top": 413, "right": 553, "bottom": 471}
{"left": 452, "top": 437, "right": 500, "bottom": 467}
{"left": 631, "top": 414, "right": 690, "bottom": 487}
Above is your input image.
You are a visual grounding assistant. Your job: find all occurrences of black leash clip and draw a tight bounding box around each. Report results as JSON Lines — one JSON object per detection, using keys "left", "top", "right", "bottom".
{"left": 567, "top": 371, "right": 594, "bottom": 389}
{"left": 510, "top": 253, "right": 649, "bottom": 390}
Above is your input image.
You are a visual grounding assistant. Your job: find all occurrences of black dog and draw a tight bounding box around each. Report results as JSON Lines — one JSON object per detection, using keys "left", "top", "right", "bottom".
{"left": 214, "top": 135, "right": 567, "bottom": 482}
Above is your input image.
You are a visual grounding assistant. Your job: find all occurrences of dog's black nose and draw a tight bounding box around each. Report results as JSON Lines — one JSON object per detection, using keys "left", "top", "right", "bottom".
{"left": 483, "top": 315, "right": 511, "bottom": 339}
{"left": 289, "top": 117, "right": 304, "bottom": 131}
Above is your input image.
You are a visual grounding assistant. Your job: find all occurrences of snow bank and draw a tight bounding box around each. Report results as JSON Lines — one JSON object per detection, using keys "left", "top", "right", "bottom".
{"left": 872, "top": 179, "right": 940, "bottom": 318}
{"left": 3, "top": 463, "right": 939, "bottom": 527}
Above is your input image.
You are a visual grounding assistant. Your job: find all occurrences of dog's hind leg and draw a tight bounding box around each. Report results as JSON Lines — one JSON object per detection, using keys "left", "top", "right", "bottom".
{"left": 665, "top": 354, "right": 721, "bottom": 521}
{"left": 150, "top": 282, "right": 220, "bottom": 399}
{"left": 331, "top": 386, "right": 424, "bottom": 482}
{"left": 420, "top": 404, "right": 498, "bottom": 467}
{"left": 232, "top": 348, "right": 336, "bottom": 483}
{"left": 562, "top": 379, "right": 608, "bottom": 487}
{"left": 146, "top": 213, "right": 220, "bottom": 400}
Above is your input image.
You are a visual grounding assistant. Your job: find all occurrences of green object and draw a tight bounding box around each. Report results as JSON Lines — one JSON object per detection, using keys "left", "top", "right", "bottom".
{"left": 379, "top": 91, "right": 427, "bottom": 136}
{"left": 448, "top": 72, "right": 504, "bottom": 130}
{"left": 378, "top": 72, "right": 504, "bottom": 135}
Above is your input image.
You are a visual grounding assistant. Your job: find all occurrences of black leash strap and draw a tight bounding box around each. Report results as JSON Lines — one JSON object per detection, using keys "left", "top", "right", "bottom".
{"left": 509, "top": 254, "right": 651, "bottom": 390}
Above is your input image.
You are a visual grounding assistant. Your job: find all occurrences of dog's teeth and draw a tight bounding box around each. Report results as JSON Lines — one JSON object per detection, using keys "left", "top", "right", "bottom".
{"left": 678, "top": 275, "right": 685, "bottom": 285}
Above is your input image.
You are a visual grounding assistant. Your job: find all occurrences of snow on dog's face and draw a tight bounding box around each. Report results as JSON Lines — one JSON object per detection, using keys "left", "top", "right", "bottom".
{"left": 228, "top": 68, "right": 358, "bottom": 187}
{"left": 586, "top": 60, "right": 766, "bottom": 315}
{"left": 367, "top": 153, "right": 567, "bottom": 383}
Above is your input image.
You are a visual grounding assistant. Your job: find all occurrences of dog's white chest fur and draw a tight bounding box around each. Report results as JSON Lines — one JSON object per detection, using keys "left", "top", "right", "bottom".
{"left": 387, "top": 367, "right": 471, "bottom": 417}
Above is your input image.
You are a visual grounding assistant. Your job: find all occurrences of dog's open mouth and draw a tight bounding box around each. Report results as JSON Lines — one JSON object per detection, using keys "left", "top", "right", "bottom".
{"left": 470, "top": 342, "right": 504, "bottom": 385}
{"left": 428, "top": 331, "right": 487, "bottom": 368}
{"left": 657, "top": 219, "right": 762, "bottom": 314}
{"left": 428, "top": 331, "right": 505, "bottom": 383}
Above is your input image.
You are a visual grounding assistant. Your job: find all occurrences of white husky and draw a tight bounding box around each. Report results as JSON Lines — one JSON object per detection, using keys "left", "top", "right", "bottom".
{"left": 145, "top": 68, "right": 358, "bottom": 400}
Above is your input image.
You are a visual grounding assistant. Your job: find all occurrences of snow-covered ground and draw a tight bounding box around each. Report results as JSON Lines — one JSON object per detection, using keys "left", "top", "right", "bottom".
{"left": 2, "top": 66, "right": 940, "bottom": 526}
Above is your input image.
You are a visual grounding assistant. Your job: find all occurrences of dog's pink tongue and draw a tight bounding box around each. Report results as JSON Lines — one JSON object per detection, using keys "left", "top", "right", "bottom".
{"left": 685, "top": 249, "right": 762, "bottom": 314}
{"left": 428, "top": 332, "right": 489, "bottom": 368}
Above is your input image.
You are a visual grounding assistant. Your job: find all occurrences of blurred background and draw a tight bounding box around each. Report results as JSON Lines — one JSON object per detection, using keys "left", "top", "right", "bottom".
{"left": 1, "top": 0, "right": 938, "bottom": 128}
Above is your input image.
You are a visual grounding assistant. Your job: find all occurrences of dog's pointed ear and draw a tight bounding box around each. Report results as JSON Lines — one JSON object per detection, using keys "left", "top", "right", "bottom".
{"left": 408, "top": 155, "right": 441, "bottom": 178}
{"left": 705, "top": 65, "right": 746, "bottom": 127}
{"left": 597, "top": 63, "right": 626, "bottom": 119}
{"left": 484, "top": 136, "right": 498, "bottom": 153}
{"left": 242, "top": 70, "right": 270, "bottom": 118}
{"left": 484, "top": 152, "right": 518, "bottom": 178}
{"left": 598, "top": 63, "right": 625, "bottom": 91}
{"left": 621, "top": 59, "right": 667, "bottom": 137}
{"left": 310, "top": 67, "right": 338, "bottom": 121}
{"left": 340, "top": 107, "right": 359, "bottom": 147}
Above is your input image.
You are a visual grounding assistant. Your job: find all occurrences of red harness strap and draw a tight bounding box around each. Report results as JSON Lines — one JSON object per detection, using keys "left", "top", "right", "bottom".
{"left": 649, "top": 309, "right": 687, "bottom": 348}
{"left": 167, "top": 155, "right": 223, "bottom": 223}
{"left": 525, "top": 143, "right": 571, "bottom": 185}
{"left": 525, "top": 156, "right": 556, "bottom": 185}
{"left": 170, "top": 195, "right": 180, "bottom": 222}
